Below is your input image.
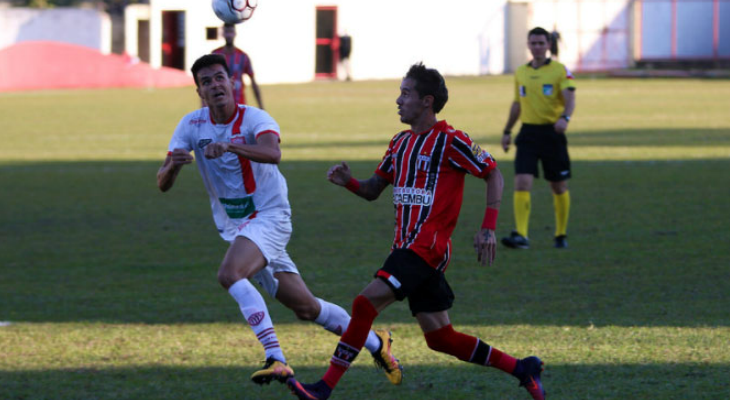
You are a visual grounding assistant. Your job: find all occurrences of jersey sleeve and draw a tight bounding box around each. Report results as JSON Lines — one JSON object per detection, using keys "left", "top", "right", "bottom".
{"left": 248, "top": 107, "right": 281, "bottom": 142}
{"left": 168, "top": 115, "right": 194, "bottom": 153}
{"left": 447, "top": 131, "right": 497, "bottom": 179}
{"left": 559, "top": 65, "right": 576, "bottom": 91}
{"left": 374, "top": 139, "right": 396, "bottom": 184}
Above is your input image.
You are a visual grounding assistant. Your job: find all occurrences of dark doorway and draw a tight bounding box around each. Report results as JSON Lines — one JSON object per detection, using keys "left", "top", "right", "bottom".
{"left": 162, "top": 11, "right": 185, "bottom": 70}
{"left": 315, "top": 6, "right": 338, "bottom": 78}
{"left": 137, "top": 20, "right": 150, "bottom": 63}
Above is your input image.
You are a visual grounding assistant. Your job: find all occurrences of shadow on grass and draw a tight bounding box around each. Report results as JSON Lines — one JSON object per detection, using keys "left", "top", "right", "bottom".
{"left": 1, "top": 159, "right": 729, "bottom": 327}
{"left": 1, "top": 363, "right": 727, "bottom": 400}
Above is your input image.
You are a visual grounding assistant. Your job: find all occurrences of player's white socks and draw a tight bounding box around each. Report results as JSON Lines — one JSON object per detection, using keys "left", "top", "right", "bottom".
{"left": 228, "top": 279, "right": 286, "bottom": 363}
{"left": 315, "top": 298, "right": 381, "bottom": 354}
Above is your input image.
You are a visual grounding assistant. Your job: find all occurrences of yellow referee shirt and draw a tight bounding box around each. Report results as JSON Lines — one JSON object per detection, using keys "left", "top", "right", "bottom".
{"left": 514, "top": 59, "right": 576, "bottom": 125}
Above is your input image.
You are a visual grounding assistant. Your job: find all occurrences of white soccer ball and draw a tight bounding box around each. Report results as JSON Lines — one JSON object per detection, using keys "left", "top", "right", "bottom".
{"left": 212, "top": 0, "right": 258, "bottom": 24}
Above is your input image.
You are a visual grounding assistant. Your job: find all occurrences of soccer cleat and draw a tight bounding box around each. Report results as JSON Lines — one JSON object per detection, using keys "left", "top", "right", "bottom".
{"left": 553, "top": 235, "right": 568, "bottom": 249}
{"left": 250, "top": 357, "right": 294, "bottom": 385}
{"left": 516, "top": 356, "right": 546, "bottom": 400}
{"left": 501, "top": 231, "right": 530, "bottom": 249}
{"left": 371, "top": 329, "right": 403, "bottom": 385}
{"left": 286, "top": 378, "right": 332, "bottom": 400}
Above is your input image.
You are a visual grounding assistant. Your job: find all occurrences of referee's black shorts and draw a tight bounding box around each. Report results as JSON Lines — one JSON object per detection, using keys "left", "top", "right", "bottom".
{"left": 375, "top": 249, "right": 454, "bottom": 316}
{"left": 514, "top": 123, "right": 571, "bottom": 182}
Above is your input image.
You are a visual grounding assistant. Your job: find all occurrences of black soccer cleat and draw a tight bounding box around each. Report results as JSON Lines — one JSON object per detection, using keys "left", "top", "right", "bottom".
{"left": 286, "top": 378, "right": 332, "bottom": 400}
{"left": 516, "top": 356, "right": 546, "bottom": 400}
{"left": 501, "top": 230, "right": 530, "bottom": 249}
{"left": 553, "top": 235, "right": 568, "bottom": 249}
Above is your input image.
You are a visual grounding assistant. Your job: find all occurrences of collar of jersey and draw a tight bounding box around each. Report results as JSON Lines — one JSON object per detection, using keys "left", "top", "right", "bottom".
{"left": 527, "top": 58, "right": 552, "bottom": 69}
{"left": 408, "top": 119, "right": 448, "bottom": 136}
{"left": 209, "top": 105, "right": 240, "bottom": 125}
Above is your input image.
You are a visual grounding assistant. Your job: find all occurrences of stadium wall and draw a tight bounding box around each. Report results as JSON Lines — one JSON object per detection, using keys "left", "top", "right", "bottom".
{"left": 0, "top": 7, "right": 111, "bottom": 54}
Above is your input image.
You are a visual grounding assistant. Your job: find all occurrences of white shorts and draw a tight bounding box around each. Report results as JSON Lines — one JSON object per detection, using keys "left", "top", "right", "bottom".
{"left": 227, "top": 213, "right": 300, "bottom": 298}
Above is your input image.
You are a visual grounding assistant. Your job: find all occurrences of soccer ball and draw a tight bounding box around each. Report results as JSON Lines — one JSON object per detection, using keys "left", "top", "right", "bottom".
{"left": 212, "top": 0, "right": 258, "bottom": 24}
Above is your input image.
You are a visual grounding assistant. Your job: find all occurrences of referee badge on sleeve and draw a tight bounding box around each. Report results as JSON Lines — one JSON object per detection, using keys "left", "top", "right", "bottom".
{"left": 519, "top": 85, "right": 527, "bottom": 97}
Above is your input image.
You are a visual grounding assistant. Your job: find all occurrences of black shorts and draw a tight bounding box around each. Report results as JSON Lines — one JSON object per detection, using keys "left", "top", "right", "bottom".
{"left": 375, "top": 249, "right": 455, "bottom": 316}
{"left": 514, "top": 123, "right": 571, "bottom": 182}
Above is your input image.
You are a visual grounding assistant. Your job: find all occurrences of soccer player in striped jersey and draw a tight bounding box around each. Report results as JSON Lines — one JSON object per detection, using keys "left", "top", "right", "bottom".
{"left": 157, "top": 54, "right": 402, "bottom": 389}
{"left": 211, "top": 23, "right": 263, "bottom": 108}
{"left": 287, "top": 63, "right": 546, "bottom": 400}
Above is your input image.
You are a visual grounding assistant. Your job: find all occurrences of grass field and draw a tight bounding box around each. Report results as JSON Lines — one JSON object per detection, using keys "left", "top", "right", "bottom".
{"left": 1, "top": 75, "right": 729, "bottom": 400}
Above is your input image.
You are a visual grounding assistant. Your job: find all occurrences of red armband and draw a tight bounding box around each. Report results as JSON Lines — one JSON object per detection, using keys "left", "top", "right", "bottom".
{"left": 345, "top": 177, "right": 360, "bottom": 193}
{"left": 481, "top": 207, "right": 498, "bottom": 230}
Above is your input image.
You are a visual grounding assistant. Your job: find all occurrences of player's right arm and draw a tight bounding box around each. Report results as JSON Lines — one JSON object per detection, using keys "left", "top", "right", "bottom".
{"left": 157, "top": 149, "right": 194, "bottom": 192}
{"left": 502, "top": 73, "right": 523, "bottom": 152}
{"left": 327, "top": 161, "right": 389, "bottom": 201}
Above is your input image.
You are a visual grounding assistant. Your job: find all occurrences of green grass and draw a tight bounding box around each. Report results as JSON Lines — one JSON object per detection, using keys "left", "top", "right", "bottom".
{"left": 1, "top": 76, "right": 729, "bottom": 399}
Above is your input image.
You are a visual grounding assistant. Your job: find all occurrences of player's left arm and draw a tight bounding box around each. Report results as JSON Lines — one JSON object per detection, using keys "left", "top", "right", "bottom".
{"left": 249, "top": 74, "right": 264, "bottom": 110}
{"left": 204, "top": 132, "right": 281, "bottom": 164}
{"left": 473, "top": 167, "right": 504, "bottom": 267}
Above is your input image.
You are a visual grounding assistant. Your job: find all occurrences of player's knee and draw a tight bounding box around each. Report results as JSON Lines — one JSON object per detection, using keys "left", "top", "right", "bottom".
{"left": 292, "top": 303, "right": 319, "bottom": 321}
{"left": 217, "top": 266, "right": 240, "bottom": 289}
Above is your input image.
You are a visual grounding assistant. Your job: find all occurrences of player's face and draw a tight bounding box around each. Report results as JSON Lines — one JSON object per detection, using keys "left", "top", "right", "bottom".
{"left": 528, "top": 34, "right": 550, "bottom": 60}
{"left": 223, "top": 26, "right": 236, "bottom": 46}
{"left": 396, "top": 78, "right": 429, "bottom": 126}
{"left": 196, "top": 64, "right": 234, "bottom": 107}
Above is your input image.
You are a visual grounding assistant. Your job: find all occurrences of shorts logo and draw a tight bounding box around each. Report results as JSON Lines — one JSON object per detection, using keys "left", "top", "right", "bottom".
{"left": 387, "top": 274, "right": 402, "bottom": 289}
{"left": 247, "top": 311, "right": 265, "bottom": 326}
{"left": 519, "top": 85, "right": 527, "bottom": 97}
{"left": 543, "top": 84, "right": 554, "bottom": 96}
{"left": 393, "top": 187, "right": 433, "bottom": 206}
{"left": 198, "top": 138, "right": 212, "bottom": 148}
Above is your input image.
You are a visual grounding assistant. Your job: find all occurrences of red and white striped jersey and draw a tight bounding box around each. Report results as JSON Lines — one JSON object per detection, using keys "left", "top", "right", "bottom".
{"left": 212, "top": 47, "right": 254, "bottom": 105}
{"left": 168, "top": 105, "right": 289, "bottom": 241}
{"left": 375, "top": 120, "right": 497, "bottom": 271}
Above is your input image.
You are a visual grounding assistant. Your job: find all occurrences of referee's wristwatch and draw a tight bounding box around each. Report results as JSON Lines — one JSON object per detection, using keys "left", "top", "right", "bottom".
{"left": 560, "top": 114, "right": 571, "bottom": 122}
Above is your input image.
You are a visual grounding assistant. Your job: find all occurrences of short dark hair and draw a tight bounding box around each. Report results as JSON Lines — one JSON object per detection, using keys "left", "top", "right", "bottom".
{"left": 528, "top": 27, "right": 551, "bottom": 42}
{"left": 191, "top": 54, "right": 230, "bottom": 87}
{"left": 404, "top": 62, "right": 449, "bottom": 114}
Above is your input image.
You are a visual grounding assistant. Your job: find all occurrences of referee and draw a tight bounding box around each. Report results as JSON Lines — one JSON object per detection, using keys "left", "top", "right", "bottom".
{"left": 501, "top": 27, "right": 576, "bottom": 249}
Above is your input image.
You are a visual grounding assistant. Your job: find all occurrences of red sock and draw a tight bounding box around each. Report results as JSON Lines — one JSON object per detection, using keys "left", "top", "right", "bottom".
{"left": 322, "top": 295, "right": 378, "bottom": 389}
{"left": 487, "top": 347, "right": 518, "bottom": 374}
{"left": 424, "top": 324, "right": 517, "bottom": 374}
{"left": 424, "top": 324, "right": 478, "bottom": 361}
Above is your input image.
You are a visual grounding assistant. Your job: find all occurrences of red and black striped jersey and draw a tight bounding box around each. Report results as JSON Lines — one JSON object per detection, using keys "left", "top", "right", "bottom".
{"left": 375, "top": 120, "right": 497, "bottom": 271}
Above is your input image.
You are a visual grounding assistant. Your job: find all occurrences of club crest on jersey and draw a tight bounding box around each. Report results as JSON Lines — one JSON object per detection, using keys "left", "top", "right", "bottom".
{"left": 393, "top": 187, "right": 433, "bottom": 206}
{"left": 231, "top": 134, "right": 246, "bottom": 145}
{"left": 416, "top": 154, "right": 431, "bottom": 172}
{"left": 543, "top": 84, "right": 554, "bottom": 96}
{"left": 198, "top": 138, "right": 212, "bottom": 148}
